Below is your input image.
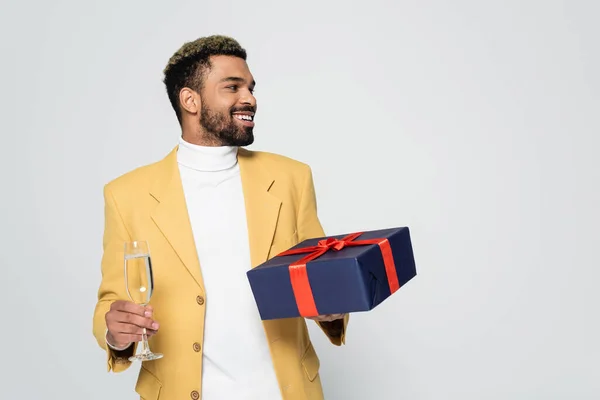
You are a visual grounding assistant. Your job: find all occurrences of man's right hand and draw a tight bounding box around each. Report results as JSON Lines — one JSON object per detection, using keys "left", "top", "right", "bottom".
{"left": 105, "top": 300, "right": 159, "bottom": 349}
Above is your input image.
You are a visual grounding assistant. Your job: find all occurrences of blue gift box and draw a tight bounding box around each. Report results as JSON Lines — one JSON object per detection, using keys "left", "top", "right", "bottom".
{"left": 246, "top": 227, "right": 417, "bottom": 320}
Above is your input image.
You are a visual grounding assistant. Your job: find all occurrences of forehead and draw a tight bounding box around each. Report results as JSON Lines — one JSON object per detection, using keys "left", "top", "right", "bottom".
{"left": 205, "top": 55, "right": 253, "bottom": 83}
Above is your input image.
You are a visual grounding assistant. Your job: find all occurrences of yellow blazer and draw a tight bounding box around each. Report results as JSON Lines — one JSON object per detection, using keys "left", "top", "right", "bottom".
{"left": 92, "top": 145, "right": 349, "bottom": 400}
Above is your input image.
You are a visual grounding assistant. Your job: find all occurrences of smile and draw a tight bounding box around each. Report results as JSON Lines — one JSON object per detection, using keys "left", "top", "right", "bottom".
{"left": 234, "top": 114, "right": 254, "bottom": 121}
{"left": 232, "top": 111, "right": 255, "bottom": 127}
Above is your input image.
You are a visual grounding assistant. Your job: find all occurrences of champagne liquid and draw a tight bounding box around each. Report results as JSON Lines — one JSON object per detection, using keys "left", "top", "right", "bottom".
{"left": 124, "top": 254, "right": 154, "bottom": 305}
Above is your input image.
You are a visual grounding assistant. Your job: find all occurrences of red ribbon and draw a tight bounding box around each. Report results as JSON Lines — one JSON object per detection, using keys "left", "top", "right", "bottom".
{"left": 276, "top": 232, "right": 401, "bottom": 317}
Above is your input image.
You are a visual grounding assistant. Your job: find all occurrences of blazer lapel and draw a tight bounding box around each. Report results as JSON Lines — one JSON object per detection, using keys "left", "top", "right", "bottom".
{"left": 149, "top": 147, "right": 204, "bottom": 289}
{"left": 238, "top": 148, "right": 282, "bottom": 268}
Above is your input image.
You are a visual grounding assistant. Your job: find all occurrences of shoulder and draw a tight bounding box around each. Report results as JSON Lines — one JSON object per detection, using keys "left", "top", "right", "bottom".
{"left": 238, "top": 148, "right": 313, "bottom": 176}
{"left": 103, "top": 147, "right": 176, "bottom": 196}
{"left": 238, "top": 148, "right": 318, "bottom": 201}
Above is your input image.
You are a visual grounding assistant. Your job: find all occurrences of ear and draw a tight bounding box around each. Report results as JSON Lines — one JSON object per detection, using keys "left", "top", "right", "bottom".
{"left": 179, "top": 87, "right": 201, "bottom": 115}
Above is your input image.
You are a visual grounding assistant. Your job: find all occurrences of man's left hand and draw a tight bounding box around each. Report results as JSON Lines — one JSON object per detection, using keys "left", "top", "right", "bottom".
{"left": 306, "top": 313, "right": 346, "bottom": 322}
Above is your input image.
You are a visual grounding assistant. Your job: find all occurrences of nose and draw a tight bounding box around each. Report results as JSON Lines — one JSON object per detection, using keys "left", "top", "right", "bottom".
{"left": 240, "top": 89, "right": 256, "bottom": 108}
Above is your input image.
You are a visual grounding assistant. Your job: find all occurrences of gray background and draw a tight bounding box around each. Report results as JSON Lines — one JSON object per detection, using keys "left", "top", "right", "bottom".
{"left": 1, "top": 0, "right": 598, "bottom": 399}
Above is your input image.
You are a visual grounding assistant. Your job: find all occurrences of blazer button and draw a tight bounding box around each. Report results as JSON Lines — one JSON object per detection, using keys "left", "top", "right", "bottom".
{"left": 193, "top": 342, "right": 201, "bottom": 352}
{"left": 191, "top": 390, "right": 200, "bottom": 400}
{"left": 196, "top": 295, "right": 204, "bottom": 305}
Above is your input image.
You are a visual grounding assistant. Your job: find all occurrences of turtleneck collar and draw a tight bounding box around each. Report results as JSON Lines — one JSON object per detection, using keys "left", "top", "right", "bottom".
{"left": 176, "top": 136, "right": 238, "bottom": 172}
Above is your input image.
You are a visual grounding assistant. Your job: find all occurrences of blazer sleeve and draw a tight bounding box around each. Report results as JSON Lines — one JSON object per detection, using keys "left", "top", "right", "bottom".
{"left": 297, "top": 165, "right": 349, "bottom": 346}
{"left": 92, "top": 184, "right": 138, "bottom": 372}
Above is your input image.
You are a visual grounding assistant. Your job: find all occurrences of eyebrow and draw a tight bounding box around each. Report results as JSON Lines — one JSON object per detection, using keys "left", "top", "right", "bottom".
{"left": 220, "top": 76, "right": 256, "bottom": 87}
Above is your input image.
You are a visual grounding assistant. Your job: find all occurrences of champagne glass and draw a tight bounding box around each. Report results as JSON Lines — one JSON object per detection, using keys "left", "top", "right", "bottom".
{"left": 124, "top": 240, "right": 163, "bottom": 361}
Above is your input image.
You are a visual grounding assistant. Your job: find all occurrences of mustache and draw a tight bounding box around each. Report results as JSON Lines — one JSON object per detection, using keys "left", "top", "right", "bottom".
{"left": 230, "top": 105, "right": 256, "bottom": 113}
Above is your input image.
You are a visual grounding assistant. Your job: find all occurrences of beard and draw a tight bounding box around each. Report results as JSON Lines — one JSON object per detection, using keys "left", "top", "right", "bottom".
{"left": 199, "top": 101, "right": 254, "bottom": 147}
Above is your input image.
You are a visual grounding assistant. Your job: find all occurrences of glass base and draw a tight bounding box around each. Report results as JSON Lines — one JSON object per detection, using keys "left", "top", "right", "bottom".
{"left": 129, "top": 352, "right": 163, "bottom": 362}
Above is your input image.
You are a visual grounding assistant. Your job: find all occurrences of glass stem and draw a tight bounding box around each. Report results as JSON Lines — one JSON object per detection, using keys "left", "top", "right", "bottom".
{"left": 141, "top": 328, "right": 150, "bottom": 354}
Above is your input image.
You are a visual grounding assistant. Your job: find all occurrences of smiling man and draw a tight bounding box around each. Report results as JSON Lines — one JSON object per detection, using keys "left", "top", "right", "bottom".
{"left": 92, "top": 35, "right": 348, "bottom": 400}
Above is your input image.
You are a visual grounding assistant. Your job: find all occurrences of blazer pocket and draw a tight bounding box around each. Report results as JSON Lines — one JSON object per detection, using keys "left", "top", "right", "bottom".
{"left": 301, "top": 341, "right": 320, "bottom": 382}
{"left": 271, "top": 230, "right": 298, "bottom": 253}
{"left": 135, "top": 366, "right": 163, "bottom": 400}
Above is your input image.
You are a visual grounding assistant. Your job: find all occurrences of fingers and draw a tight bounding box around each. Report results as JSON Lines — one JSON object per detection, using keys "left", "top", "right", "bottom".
{"left": 106, "top": 301, "right": 159, "bottom": 347}
{"left": 114, "top": 311, "right": 159, "bottom": 331}
{"left": 113, "top": 327, "right": 159, "bottom": 337}
{"left": 106, "top": 321, "right": 158, "bottom": 347}
{"left": 107, "top": 300, "right": 157, "bottom": 328}
{"left": 108, "top": 332, "right": 156, "bottom": 347}
{"left": 307, "top": 313, "right": 346, "bottom": 322}
{"left": 111, "top": 300, "right": 152, "bottom": 317}
{"left": 111, "top": 322, "right": 158, "bottom": 335}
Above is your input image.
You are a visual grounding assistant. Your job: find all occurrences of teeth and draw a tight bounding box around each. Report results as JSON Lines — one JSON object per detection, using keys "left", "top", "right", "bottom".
{"left": 235, "top": 114, "right": 253, "bottom": 121}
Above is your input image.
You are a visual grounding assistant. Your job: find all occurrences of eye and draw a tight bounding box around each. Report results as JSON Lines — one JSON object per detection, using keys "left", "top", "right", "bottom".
{"left": 226, "top": 85, "right": 238, "bottom": 91}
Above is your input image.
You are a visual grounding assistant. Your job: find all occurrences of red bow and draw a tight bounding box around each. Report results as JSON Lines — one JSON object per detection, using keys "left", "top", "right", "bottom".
{"left": 276, "top": 232, "right": 401, "bottom": 317}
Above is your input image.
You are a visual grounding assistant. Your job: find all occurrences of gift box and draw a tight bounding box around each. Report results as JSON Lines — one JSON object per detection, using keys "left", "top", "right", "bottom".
{"left": 246, "top": 227, "right": 417, "bottom": 320}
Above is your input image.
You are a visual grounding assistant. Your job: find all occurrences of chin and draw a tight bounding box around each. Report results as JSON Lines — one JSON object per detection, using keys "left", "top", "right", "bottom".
{"left": 238, "top": 135, "right": 254, "bottom": 147}
{"left": 236, "top": 128, "right": 254, "bottom": 145}
{"left": 221, "top": 132, "right": 254, "bottom": 147}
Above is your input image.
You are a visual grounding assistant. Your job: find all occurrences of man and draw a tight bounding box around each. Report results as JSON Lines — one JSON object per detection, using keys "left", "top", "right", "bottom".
{"left": 92, "top": 35, "right": 349, "bottom": 400}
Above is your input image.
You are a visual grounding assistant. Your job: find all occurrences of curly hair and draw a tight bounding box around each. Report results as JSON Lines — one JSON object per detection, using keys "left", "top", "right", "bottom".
{"left": 163, "top": 35, "right": 247, "bottom": 123}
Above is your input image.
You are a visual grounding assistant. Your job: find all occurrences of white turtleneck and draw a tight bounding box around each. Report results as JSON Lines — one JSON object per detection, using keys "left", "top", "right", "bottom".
{"left": 177, "top": 137, "right": 281, "bottom": 399}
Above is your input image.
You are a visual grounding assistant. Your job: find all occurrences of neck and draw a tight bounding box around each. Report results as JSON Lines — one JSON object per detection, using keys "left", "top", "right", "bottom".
{"left": 181, "top": 122, "right": 223, "bottom": 146}
{"left": 177, "top": 136, "right": 238, "bottom": 172}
